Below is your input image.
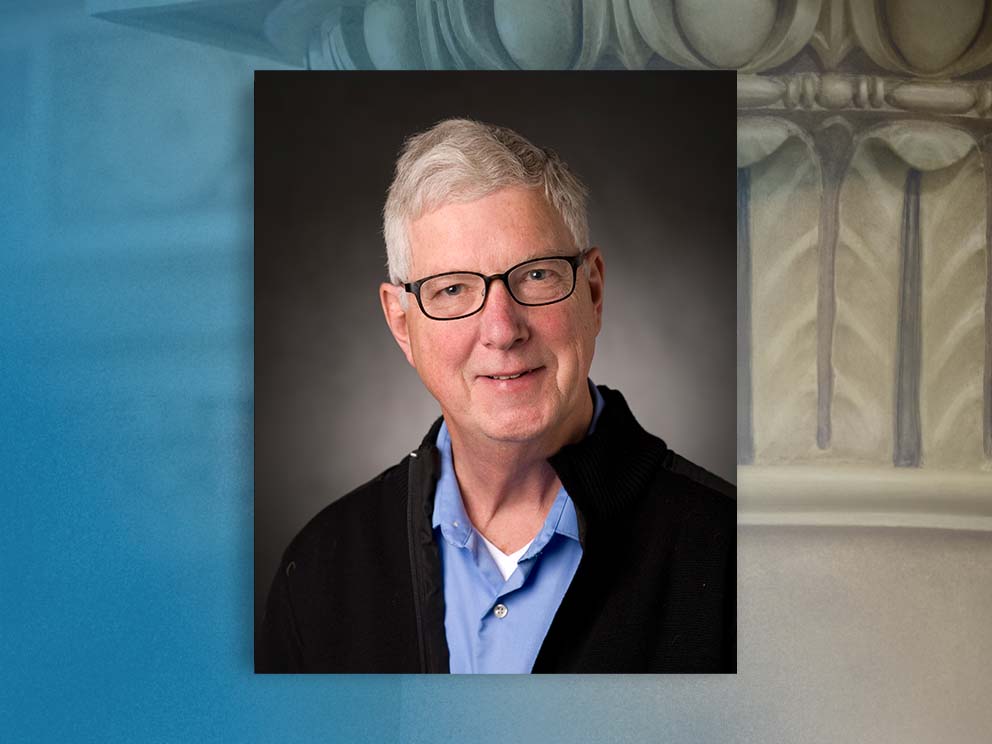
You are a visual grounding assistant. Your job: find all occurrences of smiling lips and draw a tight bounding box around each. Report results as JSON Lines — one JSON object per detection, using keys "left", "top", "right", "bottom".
{"left": 481, "top": 367, "right": 542, "bottom": 381}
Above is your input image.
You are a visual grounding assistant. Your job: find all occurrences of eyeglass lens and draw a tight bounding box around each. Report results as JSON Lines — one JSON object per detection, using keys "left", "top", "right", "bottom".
{"left": 419, "top": 257, "right": 574, "bottom": 318}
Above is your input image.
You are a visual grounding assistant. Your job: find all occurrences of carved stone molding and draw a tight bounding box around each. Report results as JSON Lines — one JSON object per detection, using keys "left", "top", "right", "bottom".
{"left": 90, "top": 0, "right": 992, "bottom": 75}
{"left": 740, "top": 74, "right": 992, "bottom": 121}
{"left": 739, "top": 465, "right": 992, "bottom": 531}
{"left": 848, "top": 0, "right": 992, "bottom": 78}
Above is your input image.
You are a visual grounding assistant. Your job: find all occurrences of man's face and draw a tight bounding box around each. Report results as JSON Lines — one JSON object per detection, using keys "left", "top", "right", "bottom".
{"left": 381, "top": 186, "right": 605, "bottom": 450}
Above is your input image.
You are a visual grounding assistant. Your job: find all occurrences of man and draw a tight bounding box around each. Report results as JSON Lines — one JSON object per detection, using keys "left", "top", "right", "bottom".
{"left": 257, "top": 119, "right": 735, "bottom": 673}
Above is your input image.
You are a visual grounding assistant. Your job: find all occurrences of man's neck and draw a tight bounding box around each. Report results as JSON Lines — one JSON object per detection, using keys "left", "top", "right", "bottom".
{"left": 449, "top": 441, "right": 559, "bottom": 553}
{"left": 444, "top": 394, "right": 593, "bottom": 553}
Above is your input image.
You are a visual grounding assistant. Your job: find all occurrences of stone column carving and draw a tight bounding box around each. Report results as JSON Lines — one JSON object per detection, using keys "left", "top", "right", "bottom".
{"left": 737, "top": 166, "right": 754, "bottom": 465}
{"left": 811, "top": 118, "right": 854, "bottom": 451}
{"left": 738, "top": 117, "right": 819, "bottom": 463}
{"left": 983, "top": 136, "right": 992, "bottom": 460}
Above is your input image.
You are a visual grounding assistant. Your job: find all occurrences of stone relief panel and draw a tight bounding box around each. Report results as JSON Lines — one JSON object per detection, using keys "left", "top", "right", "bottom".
{"left": 830, "top": 135, "right": 903, "bottom": 464}
{"left": 834, "top": 123, "right": 988, "bottom": 470}
{"left": 739, "top": 120, "right": 820, "bottom": 463}
{"left": 740, "top": 116, "right": 990, "bottom": 471}
{"left": 918, "top": 145, "right": 987, "bottom": 468}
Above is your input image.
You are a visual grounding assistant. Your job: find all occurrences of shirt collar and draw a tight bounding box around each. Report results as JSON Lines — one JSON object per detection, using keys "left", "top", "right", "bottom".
{"left": 431, "top": 422, "right": 473, "bottom": 547}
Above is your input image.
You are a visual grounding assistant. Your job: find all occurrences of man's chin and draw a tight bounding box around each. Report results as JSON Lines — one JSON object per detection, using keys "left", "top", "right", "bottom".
{"left": 476, "top": 408, "right": 555, "bottom": 445}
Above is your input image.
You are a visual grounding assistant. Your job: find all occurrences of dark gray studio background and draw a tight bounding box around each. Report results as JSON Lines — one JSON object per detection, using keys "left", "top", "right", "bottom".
{"left": 255, "top": 72, "right": 735, "bottom": 627}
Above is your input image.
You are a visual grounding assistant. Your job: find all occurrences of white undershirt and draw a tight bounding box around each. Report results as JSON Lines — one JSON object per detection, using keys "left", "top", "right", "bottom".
{"left": 479, "top": 533, "right": 534, "bottom": 582}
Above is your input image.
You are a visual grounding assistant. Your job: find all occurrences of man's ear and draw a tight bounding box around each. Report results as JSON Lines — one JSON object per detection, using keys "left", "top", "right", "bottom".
{"left": 585, "top": 246, "right": 605, "bottom": 331}
{"left": 380, "top": 282, "right": 417, "bottom": 368}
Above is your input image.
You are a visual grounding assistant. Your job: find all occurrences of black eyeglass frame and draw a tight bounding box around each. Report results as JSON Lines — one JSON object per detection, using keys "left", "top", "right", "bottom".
{"left": 402, "top": 252, "right": 589, "bottom": 321}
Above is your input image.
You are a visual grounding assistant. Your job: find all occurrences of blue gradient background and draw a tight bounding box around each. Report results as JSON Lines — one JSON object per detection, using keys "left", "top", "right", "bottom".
{"left": 2, "top": 5, "right": 404, "bottom": 741}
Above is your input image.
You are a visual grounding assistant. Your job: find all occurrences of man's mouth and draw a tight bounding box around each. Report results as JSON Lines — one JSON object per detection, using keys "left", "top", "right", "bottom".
{"left": 483, "top": 368, "right": 539, "bottom": 381}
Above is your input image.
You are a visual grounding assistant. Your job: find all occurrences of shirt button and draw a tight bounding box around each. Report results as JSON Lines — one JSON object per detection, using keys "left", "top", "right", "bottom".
{"left": 493, "top": 603, "right": 508, "bottom": 619}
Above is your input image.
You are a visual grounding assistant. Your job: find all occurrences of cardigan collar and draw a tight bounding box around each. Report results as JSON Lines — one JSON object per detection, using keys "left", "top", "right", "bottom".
{"left": 414, "top": 385, "right": 668, "bottom": 524}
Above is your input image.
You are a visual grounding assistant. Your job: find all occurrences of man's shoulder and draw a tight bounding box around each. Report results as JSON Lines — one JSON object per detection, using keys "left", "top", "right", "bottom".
{"left": 654, "top": 450, "right": 736, "bottom": 535}
{"left": 598, "top": 385, "right": 734, "bottom": 498}
{"left": 259, "top": 449, "right": 433, "bottom": 673}
{"left": 660, "top": 450, "right": 736, "bottom": 502}
{"left": 282, "top": 456, "right": 414, "bottom": 561}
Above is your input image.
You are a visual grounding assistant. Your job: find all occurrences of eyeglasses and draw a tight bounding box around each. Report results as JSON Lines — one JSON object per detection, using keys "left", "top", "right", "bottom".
{"left": 403, "top": 253, "right": 587, "bottom": 321}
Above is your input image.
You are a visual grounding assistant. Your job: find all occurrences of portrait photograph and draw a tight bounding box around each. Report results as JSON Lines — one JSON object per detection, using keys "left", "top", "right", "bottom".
{"left": 254, "top": 71, "right": 736, "bottom": 673}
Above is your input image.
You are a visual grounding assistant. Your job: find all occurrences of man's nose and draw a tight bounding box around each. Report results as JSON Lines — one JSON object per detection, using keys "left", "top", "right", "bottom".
{"left": 478, "top": 278, "right": 529, "bottom": 350}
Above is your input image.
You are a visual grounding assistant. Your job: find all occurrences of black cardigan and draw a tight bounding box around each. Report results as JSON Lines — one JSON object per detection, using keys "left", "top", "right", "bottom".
{"left": 257, "top": 386, "right": 736, "bottom": 673}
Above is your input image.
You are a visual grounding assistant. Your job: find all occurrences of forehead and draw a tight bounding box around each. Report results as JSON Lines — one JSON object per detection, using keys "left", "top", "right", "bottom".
{"left": 407, "top": 186, "right": 573, "bottom": 275}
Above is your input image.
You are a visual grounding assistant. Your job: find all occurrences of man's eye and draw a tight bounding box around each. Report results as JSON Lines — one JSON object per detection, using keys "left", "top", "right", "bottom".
{"left": 437, "top": 283, "right": 464, "bottom": 297}
{"left": 527, "top": 270, "right": 547, "bottom": 281}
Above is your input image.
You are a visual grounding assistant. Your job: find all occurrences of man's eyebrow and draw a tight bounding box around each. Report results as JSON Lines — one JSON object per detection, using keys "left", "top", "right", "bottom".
{"left": 418, "top": 249, "right": 575, "bottom": 277}
{"left": 503, "top": 249, "right": 578, "bottom": 265}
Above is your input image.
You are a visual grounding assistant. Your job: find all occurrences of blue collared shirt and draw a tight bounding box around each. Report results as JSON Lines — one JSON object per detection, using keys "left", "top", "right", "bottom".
{"left": 432, "top": 383, "right": 605, "bottom": 673}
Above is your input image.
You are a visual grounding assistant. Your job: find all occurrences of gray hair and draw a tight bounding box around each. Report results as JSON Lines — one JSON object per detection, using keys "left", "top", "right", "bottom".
{"left": 383, "top": 118, "right": 589, "bottom": 285}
